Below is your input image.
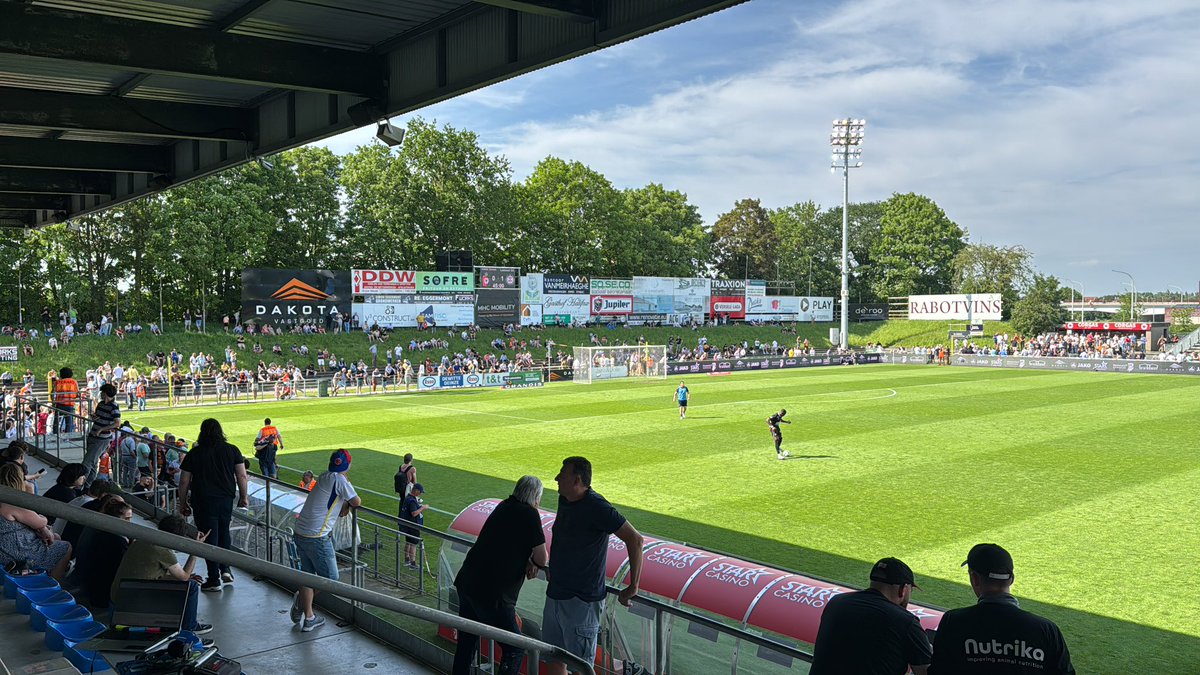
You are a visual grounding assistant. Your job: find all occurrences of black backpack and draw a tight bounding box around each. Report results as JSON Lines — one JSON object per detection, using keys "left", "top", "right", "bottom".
{"left": 394, "top": 463, "right": 413, "bottom": 495}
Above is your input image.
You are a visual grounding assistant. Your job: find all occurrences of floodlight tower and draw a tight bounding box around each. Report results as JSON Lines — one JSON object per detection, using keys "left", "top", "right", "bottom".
{"left": 831, "top": 118, "right": 865, "bottom": 350}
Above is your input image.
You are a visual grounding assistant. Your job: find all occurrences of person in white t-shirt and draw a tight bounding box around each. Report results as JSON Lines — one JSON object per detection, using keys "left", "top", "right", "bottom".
{"left": 289, "top": 449, "right": 361, "bottom": 632}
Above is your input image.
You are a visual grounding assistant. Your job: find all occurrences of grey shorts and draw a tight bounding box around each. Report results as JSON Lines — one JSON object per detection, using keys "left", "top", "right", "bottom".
{"left": 542, "top": 595, "right": 603, "bottom": 665}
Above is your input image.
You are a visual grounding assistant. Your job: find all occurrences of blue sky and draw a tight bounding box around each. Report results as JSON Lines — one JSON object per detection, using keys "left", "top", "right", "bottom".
{"left": 317, "top": 0, "right": 1200, "bottom": 296}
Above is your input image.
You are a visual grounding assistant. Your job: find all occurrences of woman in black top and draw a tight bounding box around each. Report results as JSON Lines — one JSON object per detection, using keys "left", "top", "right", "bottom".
{"left": 43, "top": 463, "right": 86, "bottom": 525}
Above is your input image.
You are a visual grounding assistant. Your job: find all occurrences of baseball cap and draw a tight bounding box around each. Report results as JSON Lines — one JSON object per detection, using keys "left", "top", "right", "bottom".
{"left": 962, "top": 543, "right": 1014, "bottom": 581}
{"left": 870, "top": 557, "right": 919, "bottom": 588}
{"left": 328, "top": 449, "right": 352, "bottom": 473}
{"left": 411, "top": 483, "right": 425, "bottom": 493}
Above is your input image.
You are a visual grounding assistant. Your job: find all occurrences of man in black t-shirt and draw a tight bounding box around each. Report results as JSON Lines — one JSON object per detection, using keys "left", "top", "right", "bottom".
{"left": 452, "top": 476, "right": 548, "bottom": 675}
{"left": 767, "top": 409, "right": 791, "bottom": 459}
{"left": 810, "top": 557, "right": 932, "bottom": 675}
{"left": 543, "top": 456, "right": 644, "bottom": 675}
{"left": 178, "top": 418, "right": 249, "bottom": 592}
{"left": 930, "top": 544, "right": 1075, "bottom": 675}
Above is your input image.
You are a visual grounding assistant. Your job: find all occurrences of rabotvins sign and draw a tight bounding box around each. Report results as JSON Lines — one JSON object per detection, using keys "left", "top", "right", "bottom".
{"left": 243, "top": 269, "right": 350, "bottom": 326}
{"left": 908, "top": 293, "right": 1002, "bottom": 321}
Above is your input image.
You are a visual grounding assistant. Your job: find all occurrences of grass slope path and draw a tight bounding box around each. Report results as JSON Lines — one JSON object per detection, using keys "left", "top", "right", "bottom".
{"left": 134, "top": 365, "right": 1200, "bottom": 672}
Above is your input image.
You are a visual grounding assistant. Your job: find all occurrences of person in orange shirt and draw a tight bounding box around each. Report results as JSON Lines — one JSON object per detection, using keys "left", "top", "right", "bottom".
{"left": 135, "top": 380, "right": 148, "bottom": 411}
{"left": 52, "top": 367, "right": 80, "bottom": 433}
{"left": 299, "top": 471, "right": 316, "bottom": 491}
{"left": 254, "top": 418, "right": 282, "bottom": 479}
{"left": 97, "top": 450, "right": 113, "bottom": 482}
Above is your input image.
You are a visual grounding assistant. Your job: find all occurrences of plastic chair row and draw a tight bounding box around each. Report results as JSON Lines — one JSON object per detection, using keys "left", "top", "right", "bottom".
{"left": 3, "top": 567, "right": 110, "bottom": 673}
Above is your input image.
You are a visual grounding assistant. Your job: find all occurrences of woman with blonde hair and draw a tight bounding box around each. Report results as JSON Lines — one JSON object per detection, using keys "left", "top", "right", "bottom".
{"left": 0, "top": 463, "right": 71, "bottom": 580}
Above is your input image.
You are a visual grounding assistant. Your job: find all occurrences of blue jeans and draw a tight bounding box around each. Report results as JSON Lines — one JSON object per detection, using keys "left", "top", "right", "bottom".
{"left": 452, "top": 590, "right": 524, "bottom": 675}
{"left": 183, "top": 579, "right": 200, "bottom": 630}
{"left": 258, "top": 457, "right": 277, "bottom": 479}
{"left": 293, "top": 533, "right": 338, "bottom": 581}
{"left": 56, "top": 404, "right": 76, "bottom": 433}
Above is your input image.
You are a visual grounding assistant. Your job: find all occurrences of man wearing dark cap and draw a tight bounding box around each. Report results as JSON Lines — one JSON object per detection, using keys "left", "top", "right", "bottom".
{"left": 929, "top": 544, "right": 1075, "bottom": 674}
{"left": 810, "top": 557, "right": 932, "bottom": 674}
{"left": 289, "top": 448, "right": 361, "bottom": 632}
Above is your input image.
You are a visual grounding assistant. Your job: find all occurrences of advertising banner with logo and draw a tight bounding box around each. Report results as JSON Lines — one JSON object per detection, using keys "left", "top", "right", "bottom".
{"left": 504, "top": 371, "right": 544, "bottom": 389}
{"left": 521, "top": 273, "right": 543, "bottom": 304}
{"left": 709, "top": 296, "right": 746, "bottom": 319}
{"left": 747, "top": 296, "right": 799, "bottom": 320}
{"left": 799, "top": 296, "right": 834, "bottom": 322}
{"left": 1063, "top": 321, "right": 1151, "bottom": 332}
{"left": 417, "top": 372, "right": 511, "bottom": 391}
{"left": 590, "top": 278, "right": 633, "bottom": 293}
{"left": 354, "top": 293, "right": 475, "bottom": 328}
{"left": 746, "top": 280, "right": 767, "bottom": 297}
{"left": 666, "top": 353, "right": 880, "bottom": 375}
{"left": 847, "top": 302, "right": 888, "bottom": 322}
{"left": 908, "top": 293, "right": 1003, "bottom": 321}
{"left": 937, "top": 354, "right": 1200, "bottom": 376}
{"left": 475, "top": 289, "right": 520, "bottom": 327}
{"left": 711, "top": 279, "right": 746, "bottom": 295}
{"left": 673, "top": 278, "right": 711, "bottom": 320}
{"left": 590, "top": 295, "right": 633, "bottom": 316}
{"left": 542, "top": 294, "right": 591, "bottom": 323}
{"left": 243, "top": 269, "right": 351, "bottom": 326}
{"left": 543, "top": 274, "right": 590, "bottom": 295}
{"left": 520, "top": 303, "right": 543, "bottom": 326}
{"left": 416, "top": 271, "right": 473, "bottom": 292}
{"left": 476, "top": 266, "right": 519, "bottom": 290}
{"left": 0, "top": 346, "right": 17, "bottom": 362}
{"left": 352, "top": 269, "right": 415, "bottom": 294}
{"left": 632, "top": 276, "right": 675, "bottom": 316}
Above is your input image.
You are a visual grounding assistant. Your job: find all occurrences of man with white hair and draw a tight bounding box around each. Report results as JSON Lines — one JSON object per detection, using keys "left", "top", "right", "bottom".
{"left": 451, "top": 476, "right": 549, "bottom": 675}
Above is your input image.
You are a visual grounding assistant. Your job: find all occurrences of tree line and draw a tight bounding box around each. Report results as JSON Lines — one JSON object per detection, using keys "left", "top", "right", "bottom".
{"left": 0, "top": 116, "right": 1078, "bottom": 333}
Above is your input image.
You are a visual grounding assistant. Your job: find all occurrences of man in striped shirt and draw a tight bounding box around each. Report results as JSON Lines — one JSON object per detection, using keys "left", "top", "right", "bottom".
{"left": 289, "top": 449, "right": 361, "bottom": 632}
{"left": 83, "top": 383, "right": 120, "bottom": 485}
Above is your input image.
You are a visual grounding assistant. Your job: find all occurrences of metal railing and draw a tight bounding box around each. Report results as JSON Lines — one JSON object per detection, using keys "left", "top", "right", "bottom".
{"left": 0, "top": 485, "right": 596, "bottom": 675}
{"left": 1169, "top": 325, "right": 1200, "bottom": 355}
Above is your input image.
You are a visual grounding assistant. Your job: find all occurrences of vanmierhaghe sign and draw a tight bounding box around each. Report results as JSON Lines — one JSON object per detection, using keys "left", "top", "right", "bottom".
{"left": 908, "top": 294, "right": 1002, "bottom": 321}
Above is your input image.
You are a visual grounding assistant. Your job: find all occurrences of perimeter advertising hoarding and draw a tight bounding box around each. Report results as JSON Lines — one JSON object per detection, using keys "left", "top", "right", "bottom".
{"left": 520, "top": 304, "right": 543, "bottom": 326}
{"left": 543, "top": 274, "right": 590, "bottom": 295}
{"left": 590, "top": 295, "right": 633, "bottom": 316}
{"left": 848, "top": 302, "right": 888, "bottom": 322}
{"left": 908, "top": 293, "right": 1003, "bottom": 321}
{"left": 1063, "top": 321, "right": 1152, "bottom": 332}
{"left": 243, "top": 269, "right": 350, "bottom": 326}
{"left": 747, "top": 296, "right": 835, "bottom": 322}
{"left": 352, "top": 269, "right": 415, "bottom": 294}
{"left": 673, "top": 278, "right": 711, "bottom": 320}
{"left": 542, "top": 294, "right": 591, "bottom": 323}
{"left": 591, "top": 278, "right": 632, "bottom": 293}
{"left": 711, "top": 279, "right": 746, "bottom": 294}
{"left": 477, "top": 266, "right": 519, "bottom": 290}
{"left": 504, "top": 371, "right": 544, "bottom": 389}
{"left": 666, "top": 353, "right": 880, "bottom": 375}
{"left": 475, "top": 289, "right": 520, "bottom": 327}
{"left": 709, "top": 296, "right": 746, "bottom": 319}
{"left": 746, "top": 280, "right": 767, "bottom": 297}
{"left": 632, "top": 276, "right": 674, "bottom": 315}
{"left": 521, "top": 273, "right": 544, "bottom": 305}
{"left": 417, "top": 372, "right": 510, "bottom": 391}
{"left": 354, "top": 293, "right": 475, "bottom": 328}
{"left": 929, "top": 354, "right": 1200, "bottom": 376}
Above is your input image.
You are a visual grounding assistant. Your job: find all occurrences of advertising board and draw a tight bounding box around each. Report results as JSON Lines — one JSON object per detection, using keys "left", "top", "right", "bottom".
{"left": 520, "top": 304, "right": 543, "bottom": 326}
{"left": 592, "top": 365, "right": 630, "bottom": 380}
{"left": 746, "top": 280, "right": 767, "bottom": 297}
{"left": 352, "top": 269, "right": 415, "bottom": 294}
{"left": 543, "top": 274, "right": 590, "bottom": 295}
{"left": 666, "top": 353, "right": 881, "bottom": 375}
{"left": 542, "top": 294, "right": 591, "bottom": 323}
{"left": 1063, "top": 322, "right": 1151, "bottom": 332}
{"left": 632, "top": 276, "right": 674, "bottom": 315}
{"left": 477, "top": 266, "right": 519, "bottom": 290}
{"left": 673, "top": 278, "right": 711, "bottom": 320}
{"left": 504, "top": 371, "right": 544, "bottom": 389}
{"left": 521, "top": 273, "right": 544, "bottom": 304}
{"left": 243, "top": 268, "right": 350, "bottom": 326}
{"left": 847, "top": 303, "right": 887, "bottom": 322}
{"left": 417, "top": 372, "right": 512, "bottom": 391}
{"left": 711, "top": 279, "right": 746, "bottom": 294}
{"left": 475, "top": 289, "right": 520, "bottom": 328}
{"left": 590, "top": 278, "right": 632, "bottom": 293}
{"left": 709, "top": 296, "right": 746, "bottom": 319}
{"left": 0, "top": 346, "right": 17, "bottom": 362}
{"left": 416, "top": 272, "right": 473, "bottom": 292}
{"left": 908, "top": 293, "right": 1003, "bottom": 321}
{"left": 354, "top": 293, "right": 475, "bottom": 328}
{"left": 590, "top": 295, "right": 633, "bottom": 316}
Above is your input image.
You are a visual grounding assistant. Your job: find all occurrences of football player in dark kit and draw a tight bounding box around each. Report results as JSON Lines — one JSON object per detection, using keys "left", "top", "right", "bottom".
{"left": 767, "top": 409, "right": 790, "bottom": 459}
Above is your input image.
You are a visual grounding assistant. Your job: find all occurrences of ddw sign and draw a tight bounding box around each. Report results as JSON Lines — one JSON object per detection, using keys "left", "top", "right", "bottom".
{"left": 908, "top": 294, "right": 1002, "bottom": 321}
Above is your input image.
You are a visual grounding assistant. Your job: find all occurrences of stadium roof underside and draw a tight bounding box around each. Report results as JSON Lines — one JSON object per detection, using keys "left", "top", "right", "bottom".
{"left": 0, "top": 0, "right": 746, "bottom": 228}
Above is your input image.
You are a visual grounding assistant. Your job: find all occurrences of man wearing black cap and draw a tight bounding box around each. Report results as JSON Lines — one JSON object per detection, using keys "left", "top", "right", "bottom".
{"left": 810, "top": 557, "right": 932, "bottom": 675}
{"left": 929, "top": 543, "right": 1075, "bottom": 674}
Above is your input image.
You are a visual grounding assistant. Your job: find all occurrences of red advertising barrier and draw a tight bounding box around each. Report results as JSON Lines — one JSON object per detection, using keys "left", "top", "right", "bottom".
{"left": 447, "top": 499, "right": 943, "bottom": 648}
{"left": 1063, "top": 321, "right": 1151, "bottom": 332}
{"left": 709, "top": 295, "right": 746, "bottom": 319}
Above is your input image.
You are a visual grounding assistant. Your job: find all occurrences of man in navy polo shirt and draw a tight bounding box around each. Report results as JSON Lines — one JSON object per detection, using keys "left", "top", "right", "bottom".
{"left": 930, "top": 543, "right": 1074, "bottom": 674}
{"left": 543, "top": 456, "right": 644, "bottom": 675}
{"left": 810, "top": 557, "right": 932, "bottom": 675}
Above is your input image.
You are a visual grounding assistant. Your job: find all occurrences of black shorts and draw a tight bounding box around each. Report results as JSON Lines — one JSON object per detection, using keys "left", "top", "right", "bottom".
{"left": 678, "top": 400, "right": 687, "bottom": 408}
{"left": 770, "top": 428, "right": 781, "bottom": 440}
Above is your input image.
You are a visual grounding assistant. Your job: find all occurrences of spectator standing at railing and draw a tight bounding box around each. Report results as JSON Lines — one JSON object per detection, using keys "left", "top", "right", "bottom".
{"left": 543, "top": 456, "right": 644, "bottom": 675}
{"left": 452, "top": 476, "right": 549, "bottom": 675}
{"left": 51, "top": 366, "right": 80, "bottom": 434}
{"left": 400, "top": 483, "right": 428, "bottom": 569}
{"left": 289, "top": 448, "right": 361, "bottom": 632}
{"left": 178, "top": 418, "right": 249, "bottom": 592}
{"left": 82, "top": 383, "right": 120, "bottom": 485}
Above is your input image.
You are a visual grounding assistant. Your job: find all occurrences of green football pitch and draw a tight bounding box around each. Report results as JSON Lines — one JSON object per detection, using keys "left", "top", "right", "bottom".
{"left": 133, "top": 365, "right": 1200, "bottom": 672}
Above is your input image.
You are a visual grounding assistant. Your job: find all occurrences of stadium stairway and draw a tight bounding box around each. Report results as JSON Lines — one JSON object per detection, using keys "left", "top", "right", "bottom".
{"left": 2, "top": 455, "right": 438, "bottom": 674}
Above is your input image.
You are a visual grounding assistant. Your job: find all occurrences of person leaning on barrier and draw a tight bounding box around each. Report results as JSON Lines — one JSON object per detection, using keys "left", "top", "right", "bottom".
{"left": 83, "top": 383, "right": 121, "bottom": 486}
{"left": 452, "top": 476, "right": 549, "bottom": 675}
{"left": 929, "top": 544, "right": 1075, "bottom": 675}
{"left": 810, "top": 557, "right": 932, "bottom": 675}
{"left": 289, "top": 449, "right": 361, "bottom": 633}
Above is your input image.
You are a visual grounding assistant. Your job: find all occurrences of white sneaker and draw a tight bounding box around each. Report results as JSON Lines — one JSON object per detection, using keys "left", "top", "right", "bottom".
{"left": 781, "top": 451, "right": 790, "bottom": 458}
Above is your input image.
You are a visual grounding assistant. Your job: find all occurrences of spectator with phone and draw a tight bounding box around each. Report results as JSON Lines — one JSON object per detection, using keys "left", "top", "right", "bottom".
{"left": 111, "top": 515, "right": 213, "bottom": 634}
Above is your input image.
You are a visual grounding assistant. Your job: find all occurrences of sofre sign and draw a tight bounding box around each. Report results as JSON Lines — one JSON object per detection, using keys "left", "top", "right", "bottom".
{"left": 908, "top": 293, "right": 1003, "bottom": 321}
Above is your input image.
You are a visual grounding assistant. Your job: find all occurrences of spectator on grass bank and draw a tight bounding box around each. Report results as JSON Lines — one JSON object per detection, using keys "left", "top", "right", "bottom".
{"left": 178, "top": 418, "right": 249, "bottom": 592}
{"left": 289, "top": 449, "right": 360, "bottom": 633}
{"left": 543, "top": 456, "right": 643, "bottom": 675}
{"left": 452, "top": 475, "right": 549, "bottom": 675}
{"left": 810, "top": 557, "right": 932, "bottom": 675}
{"left": 83, "top": 383, "right": 121, "bottom": 485}
{"left": 929, "top": 544, "right": 1074, "bottom": 675}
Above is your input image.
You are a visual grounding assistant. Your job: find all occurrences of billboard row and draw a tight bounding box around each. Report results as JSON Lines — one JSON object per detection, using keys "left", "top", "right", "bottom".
{"left": 243, "top": 269, "right": 350, "bottom": 326}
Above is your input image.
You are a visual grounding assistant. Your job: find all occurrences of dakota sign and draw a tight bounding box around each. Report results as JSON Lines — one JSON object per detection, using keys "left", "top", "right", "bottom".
{"left": 908, "top": 293, "right": 1003, "bottom": 321}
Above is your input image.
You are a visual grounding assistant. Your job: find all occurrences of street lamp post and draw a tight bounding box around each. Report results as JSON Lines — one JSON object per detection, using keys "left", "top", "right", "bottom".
{"left": 1167, "top": 284, "right": 1184, "bottom": 304}
{"left": 1063, "top": 278, "right": 1083, "bottom": 321}
{"left": 1113, "top": 269, "right": 1136, "bottom": 321}
{"left": 831, "top": 118, "right": 865, "bottom": 350}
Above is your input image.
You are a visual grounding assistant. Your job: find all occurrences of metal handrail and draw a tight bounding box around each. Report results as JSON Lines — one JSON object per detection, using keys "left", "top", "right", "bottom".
{"left": 0, "top": 485, "right": 596, "bottom": 675}
{"left": 1169, "top": 325, "right": 1200, "bottom": 355}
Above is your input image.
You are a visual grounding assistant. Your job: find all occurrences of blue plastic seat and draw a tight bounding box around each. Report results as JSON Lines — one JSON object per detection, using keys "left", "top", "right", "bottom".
{"left": 46, "top": 618, "right": 106, "bottom": 652}
{"left": 32, "top": 603, "right": 90, "bottom": 631}
{"left": 65, "top": 639, "right": 113, "bottom": 673}
{"left": 3, "top": 570, "right": 55, "bottom": 599}
{"left": 17, "top": 586, "right": 72, "bottom": 614}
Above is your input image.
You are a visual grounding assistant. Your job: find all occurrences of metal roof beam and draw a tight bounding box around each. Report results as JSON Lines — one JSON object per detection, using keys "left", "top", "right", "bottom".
{"left": 212, "top": 0, "right": 277, "bottom": 31}
{"left": 0, "top": 211, "right": 34, "bottom": 227}
{"left": 0, "top": 169, "right": 116, "bottom": 195}
{"left": 0, "top": 138, "right": 171, "bottom": 174}
{"left": 0, "top": 194, "right": 72, "bottom": 212}
{"left": 0, "top": 87, "right": 253, "bottom": 142}
{"left": 472, "top": 0, "right": 596, "bottom": 22}
{"left": 0, "top": 3, "right": 384, "bottom": 97}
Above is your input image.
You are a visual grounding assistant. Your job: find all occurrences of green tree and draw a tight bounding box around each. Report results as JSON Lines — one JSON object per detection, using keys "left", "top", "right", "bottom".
{"left": 816, "top": 201, "right": 885, "bottom": 300}
{"left": 1171, "top": 306, "right": 1194, "bottom": 336}
{"left": 952, "top": 243, "right": 1033, "bottom": 319}
{"left": 1116, "top": 292, "right": 1144, "bottom": 322}
{"left": 520, "top": 157, "right": 624, "bottom": 274}
{"left": 769, "top": 201, "right": 838, "bottom": 295}
{"left": 1011, "top": 274, "right": 1068, "bottom": 335}
{"left": 869, "top": 193, "right": 966, "bottom": 298}
{"left": 622, "top": 183, "right": 710, "bottom": 276}
{"left": 710, "top": 199, "right": 778, "bottom": 280}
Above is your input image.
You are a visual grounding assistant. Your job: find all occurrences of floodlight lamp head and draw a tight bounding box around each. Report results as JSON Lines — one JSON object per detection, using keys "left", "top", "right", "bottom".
{"left": 376, "top": 120, "right": 406, "bottom": 147}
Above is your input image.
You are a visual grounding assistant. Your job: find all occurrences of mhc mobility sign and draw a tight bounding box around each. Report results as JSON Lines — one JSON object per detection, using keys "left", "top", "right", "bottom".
{"left": 243, "top": 269, "right": 350, "bottom": 326}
